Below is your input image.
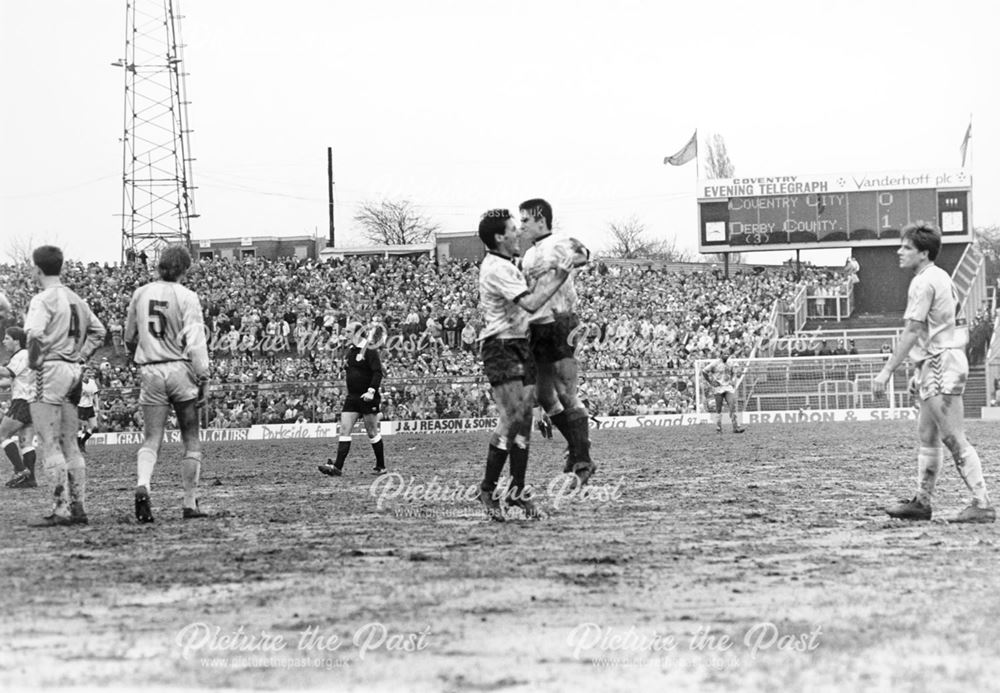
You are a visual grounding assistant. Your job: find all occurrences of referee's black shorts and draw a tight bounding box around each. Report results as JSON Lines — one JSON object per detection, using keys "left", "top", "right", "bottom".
{"left": 481, "top": 336, "right": 536, "bottom": 388}
{"left": 529, "top": 313, "right": 580, "bottom": 364}
{"left": 342, "top": 393, "right": 381, "bottom": 416}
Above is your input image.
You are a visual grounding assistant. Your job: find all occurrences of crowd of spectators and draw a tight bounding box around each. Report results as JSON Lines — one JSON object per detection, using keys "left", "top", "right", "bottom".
{"left": 1, "top": 254, "right": 844, "bottom": 430}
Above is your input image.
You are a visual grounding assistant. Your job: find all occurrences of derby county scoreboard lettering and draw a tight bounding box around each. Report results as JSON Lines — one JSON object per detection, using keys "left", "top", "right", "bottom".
{"left": 698, "top": 170, "right": 972, "bottom": 253}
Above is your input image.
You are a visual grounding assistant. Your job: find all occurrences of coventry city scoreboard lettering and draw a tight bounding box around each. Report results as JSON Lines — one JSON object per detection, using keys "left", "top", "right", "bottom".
{"left": 697, "top": 170, "right": 972, "bottom": 252}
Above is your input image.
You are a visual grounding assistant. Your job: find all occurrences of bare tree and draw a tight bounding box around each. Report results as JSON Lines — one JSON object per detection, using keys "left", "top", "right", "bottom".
{"left": 606, "top": 216, "right": 650, "bottom": 258}
{"left": 704, "top": 133, "right": 735, "bottom": 180}
{"left": 605, "top": 216, "right": 694, "bottom": 261}
{"left": 4, "top": 231, "right": 39, "bottom": 264}
{"left": 353, "top": 199, "right": 440, "bottom": 245}
{"left": 650, "top": 235, "right": 696, "bottom": 263}
{"left": 974, "top": 224, "right": 1000, "bottom": 259}
{"left": 974, "top": 223, "right": 1000, "bottom": 283}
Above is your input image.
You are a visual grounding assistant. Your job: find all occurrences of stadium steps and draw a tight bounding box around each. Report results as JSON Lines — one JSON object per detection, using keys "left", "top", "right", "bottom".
{"left": 801, "top": 312, "right": 904, "bottom": 332}
{"left": 966, "top": 364, "right": 986, "bottom": 419}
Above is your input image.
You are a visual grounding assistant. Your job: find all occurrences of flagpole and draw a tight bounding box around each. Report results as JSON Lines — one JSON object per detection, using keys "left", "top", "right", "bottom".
{"left": 694, "top": 129, "right": 700, "bottom": 181}
{"left": 968, "top": 112, "right": 973, "bottom": 173}
{"left": 968, "top": 112, "right": 974, "bottom": 235}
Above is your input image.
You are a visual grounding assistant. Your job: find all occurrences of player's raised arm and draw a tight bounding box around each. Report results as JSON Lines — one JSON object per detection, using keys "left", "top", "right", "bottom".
{"left": 567, "top": 237, "right": 590, "bottom": 267}
{"left": 365, "top": 349, "right": 384, "bottom": 393}
{"left": 702, "top": 361, "right": 717, "bottom": 384}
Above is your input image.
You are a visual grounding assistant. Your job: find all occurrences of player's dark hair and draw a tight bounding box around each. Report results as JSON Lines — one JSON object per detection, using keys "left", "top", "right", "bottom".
{"left": 902, "top": 221, "right": 942, "bottom": 261}
{"left": 4, "top": 326, "right": 26, "bottom": 348}
{"left": 478, "top": 209, "right": 511, "bottom": 250}
{"left": 32, "top": 245, "right": 63, "bottom": 276}
{"left": 158, "top": 245, "right": 192, "bottom": 282}
{"left": 519, "top": 198, "right": 553, "bottom": 230}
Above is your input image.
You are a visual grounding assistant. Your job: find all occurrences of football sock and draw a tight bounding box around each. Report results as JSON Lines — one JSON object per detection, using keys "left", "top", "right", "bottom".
{"left": 370, "top": 434, "right": 385, "bottom": 468}
{"left": 80, "top": 428, "right": 93, "bottom": 444}
{"left": 181, "top": 452, "right": 202, "bottom": 508}
{"left": 43, "top": 450, "right": 69, "bottom": 516}
{"left": 3, "top": 436, "right": 24, "bottom": 472}
{"left": 66, "top": 456, "right": 86, "bottom": 508}
{"left": 334, "top": 437, "right": 351, "bottom": 468}
{"left": 955, "top": 445, "right": 991, "bottom": 506}
{"left": 508, "top": 434, "right": 529, "bottom": 493}
{"left": 565, "top": 407, "right": 592, "bottom": 464}
{"left": 482, "top": 442, "right": 509, "bottom": 494}
{"left": 915, "top": 446, "right": 943, "bottom": 504}
{"left": 549, "top": 411, "right": 574, "bottom": 453}
{"left": 137, "top": 446, "right": 157, "bottom": 491}
{"left": 22, "top": 447, "right": 36, "bottom": 479}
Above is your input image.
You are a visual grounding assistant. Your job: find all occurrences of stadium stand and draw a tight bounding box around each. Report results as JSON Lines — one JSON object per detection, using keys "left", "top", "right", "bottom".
{"left": 0, "top": 255, "right": 868, "bottom": 429}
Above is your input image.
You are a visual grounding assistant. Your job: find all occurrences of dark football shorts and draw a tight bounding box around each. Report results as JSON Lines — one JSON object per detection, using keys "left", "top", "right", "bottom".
{"left": 529, "top": 313, "right": 580, "bottom": 364}
{"left": 481, "top": 337, "right": 536, "bottom": 387}
{"left": 342, "top": 393, "right": 381, "bottom": 415}
{"left": 6, "top": 399, "right": 32, "bottom": 425}
{"left": 78, "top": 406, "right": 96, "bottom": 421}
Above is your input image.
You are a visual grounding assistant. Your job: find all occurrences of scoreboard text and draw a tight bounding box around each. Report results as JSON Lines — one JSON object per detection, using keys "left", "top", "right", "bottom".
{"left": 697, "top": 170, "right": 972, "bottom": 252}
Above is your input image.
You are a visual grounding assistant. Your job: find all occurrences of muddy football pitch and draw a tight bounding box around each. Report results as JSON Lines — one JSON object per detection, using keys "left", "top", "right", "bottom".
{"left": 1, "top": 420, "right": 998, "bottom": 692}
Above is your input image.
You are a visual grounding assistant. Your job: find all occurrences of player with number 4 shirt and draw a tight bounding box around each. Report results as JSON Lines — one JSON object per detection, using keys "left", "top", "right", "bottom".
{"left": 24, "top": 245, "right": 106, "bottom": 527}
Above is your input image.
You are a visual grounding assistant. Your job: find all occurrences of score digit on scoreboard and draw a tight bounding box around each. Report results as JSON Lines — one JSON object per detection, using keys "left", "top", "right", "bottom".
{"left": 698, "top": 170, "right": 972, "bottom": 253}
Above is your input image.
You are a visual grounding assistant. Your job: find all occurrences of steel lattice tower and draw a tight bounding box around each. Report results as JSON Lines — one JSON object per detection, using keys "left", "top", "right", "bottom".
{"left": 115, "top": 0, "right": 197, "bottom": 264}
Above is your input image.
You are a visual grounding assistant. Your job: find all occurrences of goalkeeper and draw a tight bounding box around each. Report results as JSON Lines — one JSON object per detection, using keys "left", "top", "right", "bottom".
{"left": 702, "top": 347, "right": 746, "bottom": 434}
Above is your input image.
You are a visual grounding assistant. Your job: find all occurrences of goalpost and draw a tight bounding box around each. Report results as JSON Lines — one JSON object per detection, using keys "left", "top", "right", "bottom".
{"left": 694, "top": 355, "right": 917, "bottom": 414}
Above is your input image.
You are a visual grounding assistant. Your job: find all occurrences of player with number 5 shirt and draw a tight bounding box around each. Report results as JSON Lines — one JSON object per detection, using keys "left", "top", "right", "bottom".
{"left": 125, "top": 245, "right": 210, "bottom": 523}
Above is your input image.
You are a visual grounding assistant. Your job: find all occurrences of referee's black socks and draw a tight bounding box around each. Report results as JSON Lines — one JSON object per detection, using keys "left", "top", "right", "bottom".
{"left": 333, "top": 436, "right": 351, "bottom": 469}
{"left": 370, "top": 434, "right": 385, "bottom": 469}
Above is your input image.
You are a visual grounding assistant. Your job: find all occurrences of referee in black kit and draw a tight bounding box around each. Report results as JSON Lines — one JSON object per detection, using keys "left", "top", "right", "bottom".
{"left": 318, "top": 327, "right": 387, "bottom": 477}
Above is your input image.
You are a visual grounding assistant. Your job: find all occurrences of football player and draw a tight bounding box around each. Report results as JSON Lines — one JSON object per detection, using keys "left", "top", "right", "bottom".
{"left": 475, "top": 208, "right": 574, "bottom": 521}
{"left": 76, "top": 367, "right": 100, "bottom": 452}
{"left": 701, "top": 347, "right": 746, "bottom": 434}
{"left": 125, "top": 245, "right": 210, "bottom": 523}
{"left": 0, "top": 327, "right": 38, "bottom": 488}
{"left": 25, "top": 245, "right": 106, "bottom": 526}
{"left": 518, "top": 198, "right": 596, "bottom": 487}
{"left": 874, "top": 222, "right": 994, "bottom": 523}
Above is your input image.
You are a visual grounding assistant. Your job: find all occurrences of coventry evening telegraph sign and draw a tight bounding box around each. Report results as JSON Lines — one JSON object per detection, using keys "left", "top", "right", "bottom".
{"left": 697, "top": 169, "right": 972, "bottom": 253}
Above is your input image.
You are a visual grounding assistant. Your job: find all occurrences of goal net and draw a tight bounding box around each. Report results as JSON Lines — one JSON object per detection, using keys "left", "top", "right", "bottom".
{"left": 694, "top": 354, "right": 917, "bottom": 414}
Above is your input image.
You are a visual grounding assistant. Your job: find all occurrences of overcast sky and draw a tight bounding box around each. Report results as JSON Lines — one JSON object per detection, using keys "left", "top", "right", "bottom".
{"left": 2, "top": 0, "right": 996, "bottom": 266}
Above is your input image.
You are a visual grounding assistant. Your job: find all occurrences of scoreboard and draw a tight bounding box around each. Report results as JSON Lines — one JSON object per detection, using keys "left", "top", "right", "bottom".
{"left": 698, "top": 169, "right": 972, "bottom": 253}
